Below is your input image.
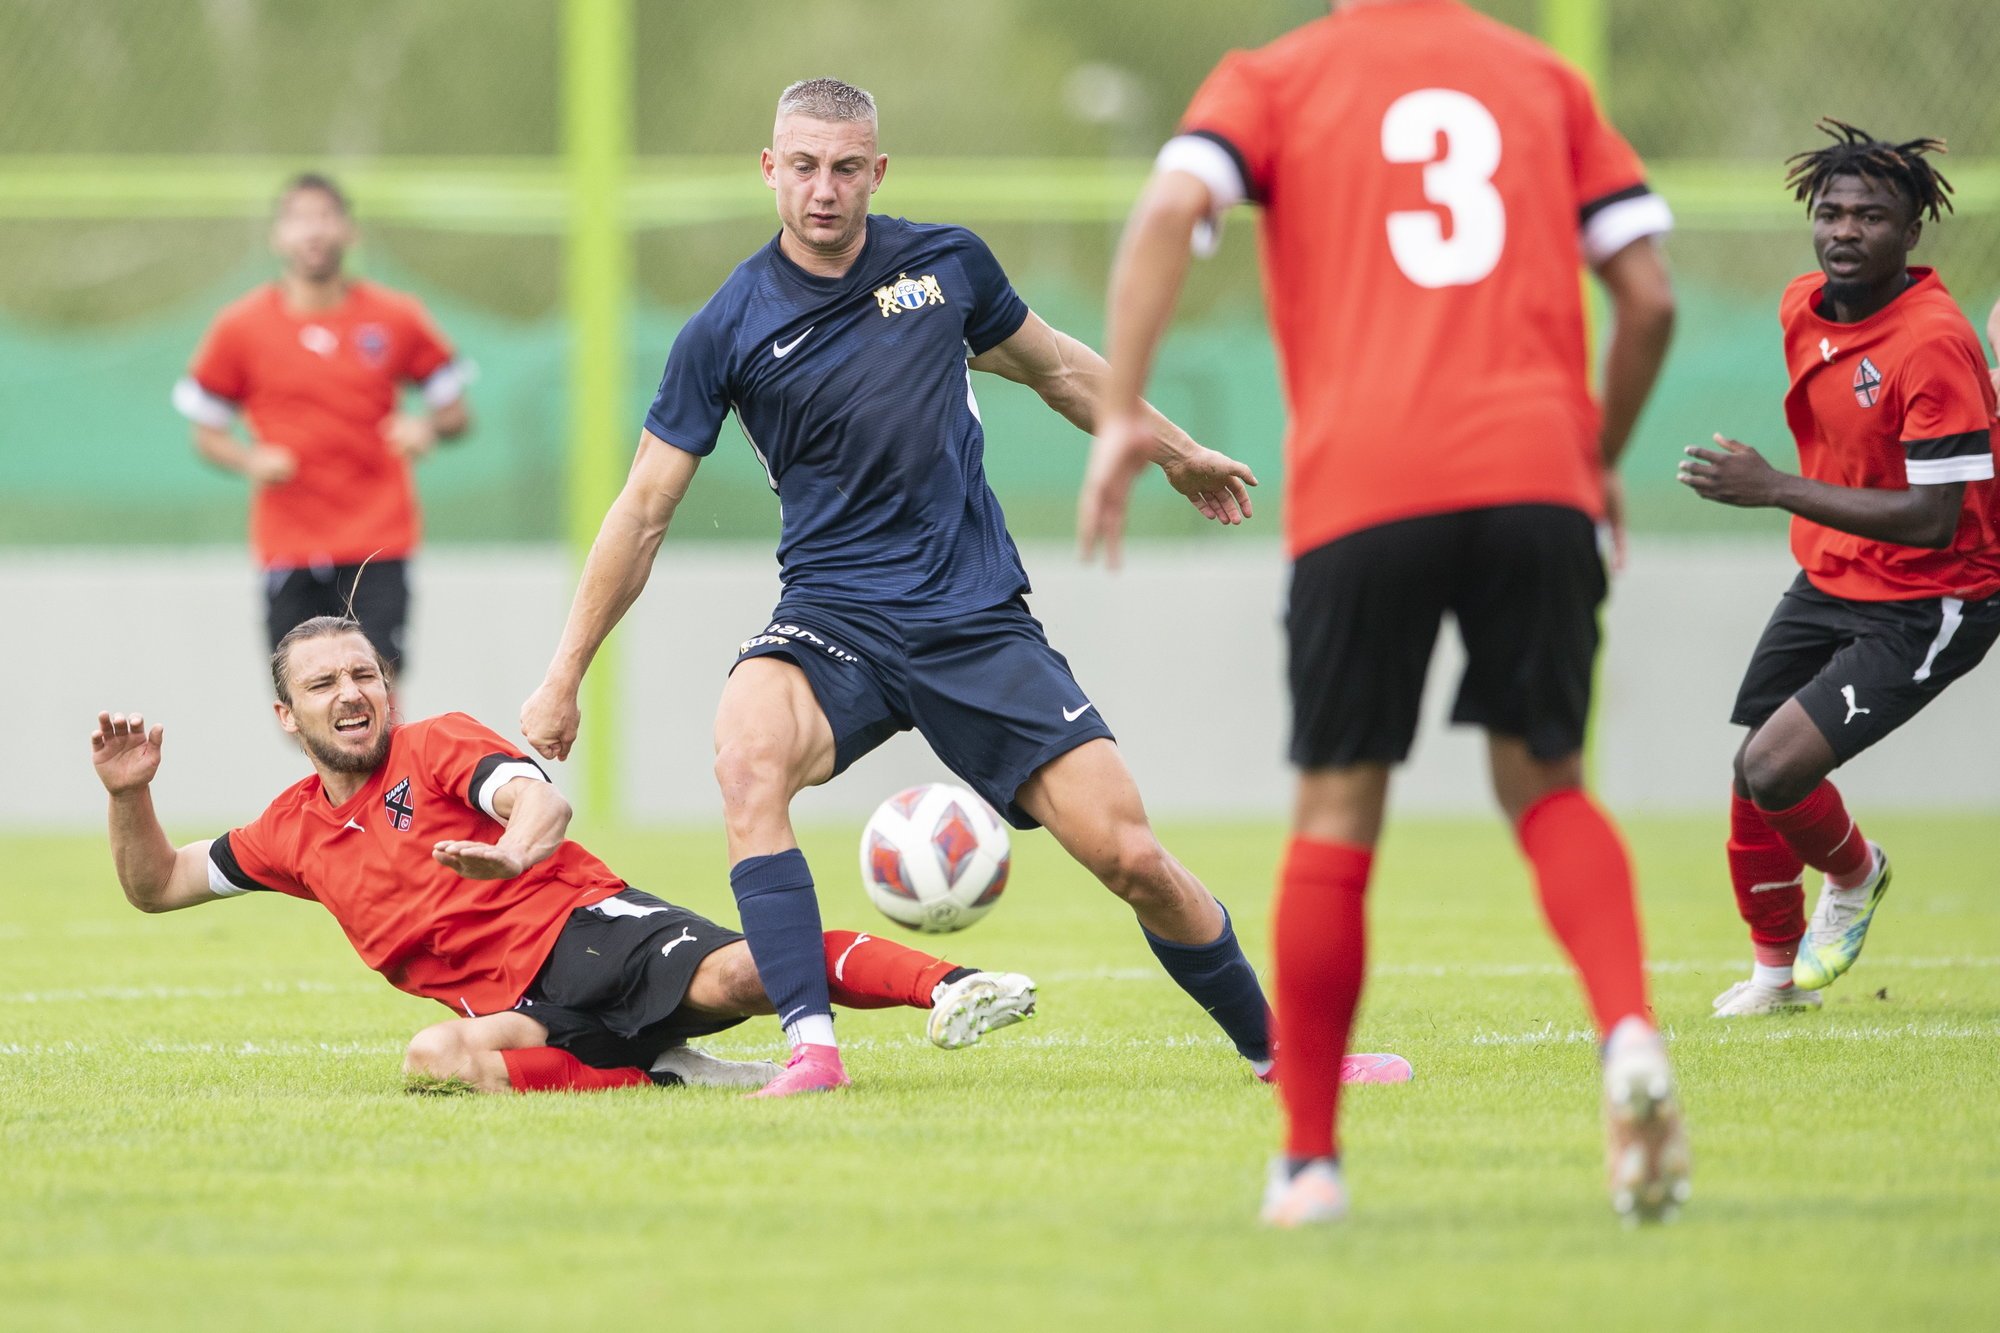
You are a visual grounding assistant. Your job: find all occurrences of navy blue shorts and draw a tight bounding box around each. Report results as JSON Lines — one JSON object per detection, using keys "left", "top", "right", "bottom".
{"left": 731, "top": 595, "right": 1115, "bottom": 829}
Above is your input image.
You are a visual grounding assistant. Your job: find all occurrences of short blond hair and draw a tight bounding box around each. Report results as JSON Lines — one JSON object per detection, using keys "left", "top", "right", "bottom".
{"left": 776, "top": 77, "right": 877, "bottom": 125}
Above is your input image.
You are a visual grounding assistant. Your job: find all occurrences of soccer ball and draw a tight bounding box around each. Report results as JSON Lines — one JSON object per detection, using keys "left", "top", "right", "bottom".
{"left": 859, "top": 783, "right": 1011, "bottom": 933}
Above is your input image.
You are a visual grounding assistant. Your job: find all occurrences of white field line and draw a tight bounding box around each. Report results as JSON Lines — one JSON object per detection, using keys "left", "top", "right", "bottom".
{"left": 1, "top": 956, "right": 1995, "bottom": 1006}
{"left": 4, "top": 1023, "right": 1996, "bottom": 1061}
{"left": 1043, "top": 956, "right": 2000, "bottom": 985}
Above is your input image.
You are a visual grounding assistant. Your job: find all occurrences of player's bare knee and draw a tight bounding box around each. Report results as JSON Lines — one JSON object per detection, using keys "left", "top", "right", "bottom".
{"left": 713, "top": 737, "right": 797, "bottom": 819}
{"left": 1097, "top": 827, "right": 1179, "bottom": 910}
{"left": 403, "top": 1023, "right": 469, "bottom": 1080}
{"left": 1740, "top": 734, "right": 1817, "bottom": 811}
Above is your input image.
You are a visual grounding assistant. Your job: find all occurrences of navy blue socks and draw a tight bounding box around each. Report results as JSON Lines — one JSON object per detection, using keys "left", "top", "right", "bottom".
{"left": 730, "top": 849, "right": 836, "bottom": 1048}
{"left": 1143, "top": 904, "right": 1273, "bottom": 1063}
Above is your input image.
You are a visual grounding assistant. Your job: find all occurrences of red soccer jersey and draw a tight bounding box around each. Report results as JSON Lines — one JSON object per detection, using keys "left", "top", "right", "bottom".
{"left": 1172, "top": 0, "right": 1669, "bottom": 556}
{"left": 178, "top": 280, "right": 457, "bottom": 567}
{"left": 1779, "top": 268, "right": 2000, "bottom": 601}
{"left": 205, "top": 713, "right": 625, "bottom": 1017}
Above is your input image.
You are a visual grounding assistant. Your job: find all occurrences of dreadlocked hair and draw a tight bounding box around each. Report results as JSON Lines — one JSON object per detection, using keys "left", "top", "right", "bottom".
{"left": 1785, "top": 118, "right": 1954, "bottom": 223}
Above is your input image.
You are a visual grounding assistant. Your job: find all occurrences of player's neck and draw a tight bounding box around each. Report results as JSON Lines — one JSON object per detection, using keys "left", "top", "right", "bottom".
{"left": 1823, "top": 268, "right": 1914, "bottom": 325}
{"left": 316, "top": 765, "right": 373, "bottom": 807}
{"left": 778, "top": 225, "right": 867, "bottom": 280}
{"left": 280, "top": 271, "right": 350, "bottom": 314}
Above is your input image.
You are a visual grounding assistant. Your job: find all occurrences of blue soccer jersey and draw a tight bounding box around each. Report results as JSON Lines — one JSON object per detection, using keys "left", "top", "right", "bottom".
{"left": 645, "top": 215, "right": 1033, "bottom": 614}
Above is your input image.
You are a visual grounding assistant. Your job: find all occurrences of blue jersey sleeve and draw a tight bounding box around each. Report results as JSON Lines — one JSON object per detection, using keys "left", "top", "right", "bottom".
{"left": 643, "top": 307, "right": 733, "bottom": 456}
{"left": 955, "top": 230, "right": 1030, "bottom": 356}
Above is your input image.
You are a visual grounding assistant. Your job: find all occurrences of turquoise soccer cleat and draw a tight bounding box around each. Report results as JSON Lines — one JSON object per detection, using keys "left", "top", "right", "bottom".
{"left": 1793, "top": 844, "right": 1891, "bottom": 992}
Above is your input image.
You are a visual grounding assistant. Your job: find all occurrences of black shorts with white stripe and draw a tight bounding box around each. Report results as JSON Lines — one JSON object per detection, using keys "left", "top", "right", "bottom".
{"left": 1731, "top": 571, "right": 2000, "bottom": 762}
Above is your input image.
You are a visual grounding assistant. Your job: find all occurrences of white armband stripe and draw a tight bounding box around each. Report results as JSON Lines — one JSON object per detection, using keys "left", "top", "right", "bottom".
{"left": 475, "top": 760, "right": 549, "bottom": 820}
{"left": 172, "top": 377, "right": 240, "bottom": 429}
{"left": 1906, "top": 454, "right": 1995, "bottom": 485}
{"left": 207, "top": 856, "right": 251, "bottom": 898}
{"left": 420, "top": 360, "right": 473, "bottom": 410}
{"left": 1583, "top": 193, "right": 1674, "bottom": 266}
{"left": 1156, "top": 135, "right": 1249, "bottom": 258}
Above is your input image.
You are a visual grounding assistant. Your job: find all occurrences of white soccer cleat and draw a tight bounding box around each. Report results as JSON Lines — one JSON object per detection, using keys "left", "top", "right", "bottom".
{"left": 1260, "top": 1157, "right": 1347, "bottom": 1227}
{"left": 927, "top": 971, "right": 1037, "bottom": 1050}
{"left": 649, "top": 1044, "right": 783, "bottom": 1089}
{"left": 1711, "top": 978, "right": 1823, "bottom": 1018}
{"left": 1601, "top": 1018, "right": 1691, "bottom": 1225}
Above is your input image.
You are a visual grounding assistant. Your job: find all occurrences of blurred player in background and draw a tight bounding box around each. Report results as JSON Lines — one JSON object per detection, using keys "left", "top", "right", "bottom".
{"left": 172, "top": 173, "right": 472, "bottom": 673}
{"left": 522, "top": 78, "right": 1275, "bottom": 1099}
{"left": 1084, "top": 0, "right": 1686, "bottom": 1224}
{"left": 1680, "top": 122, "right": 2000, "bottom": 1015}
{"left": 89, "top": 616, "right": 1033, "bottom": 1096}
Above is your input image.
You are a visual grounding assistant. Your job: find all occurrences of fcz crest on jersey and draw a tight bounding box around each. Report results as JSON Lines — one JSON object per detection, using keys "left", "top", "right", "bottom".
{"left": 355, "top": 323, "right": 391, "bottom": 367}
{"left": 1852, "top": 356, "right": 1883, "bottom": 409}
{"left": 384, "top": 777, "right": 415, "bottom": 832}
{"left": 873, "top": 272, "right": 945, "bottom": 317}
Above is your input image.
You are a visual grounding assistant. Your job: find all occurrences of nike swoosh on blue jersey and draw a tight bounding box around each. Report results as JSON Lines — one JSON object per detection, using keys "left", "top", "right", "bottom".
{"left": 772, "top": 328, "right": 813, "bottom": 358}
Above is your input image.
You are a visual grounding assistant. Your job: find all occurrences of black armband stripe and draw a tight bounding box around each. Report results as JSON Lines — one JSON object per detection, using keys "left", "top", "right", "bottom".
{"left": 1904, "top": 430, "right": 1992, "bottom": 461}
{"left": 469, "top": 752, "right": 548, "bottom": 811}
{"left": 1184, "top": 129, "right": 1264, "bottom": 205}
{"left": 1579, "top": 182, "right": 1654, "bottom": 226}
{"left": 210, "top": 833, "right": 275, "bottom": 894}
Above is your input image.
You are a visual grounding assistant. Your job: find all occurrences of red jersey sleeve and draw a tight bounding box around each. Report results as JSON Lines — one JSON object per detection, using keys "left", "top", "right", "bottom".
{"left": 187, "top": 311, "right": 249, "bottom": 403}
{"left": 417, "top": 713, "right": 550, "bottom": 819}
{"left": 1560, "top": 64, "right": 1671, "bottom": 265}
{"left": 399, "top": 298, "right": 456, "bottom": 386}
{"left": 1898, "top": 334, "right": 1997, "bottom": 485}
{"left": 208, "top": 801, "right": 313, "bottom": 901}
{"left": 1178, "top": 50, "right": 1277, "bottom": 202}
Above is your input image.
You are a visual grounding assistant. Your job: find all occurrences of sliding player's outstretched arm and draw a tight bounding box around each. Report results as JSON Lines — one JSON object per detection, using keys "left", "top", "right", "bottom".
{"left": 970, "top": 307, "right": 1255, "bottom": 539}
{"left": 522, "top": 432, "right": 699, "bottom": 760}
{"left": 90, "top": 711, "right": 225, "bottom": 913}
{"left": 432, "top": 777, "right": 573, "bottom": 880}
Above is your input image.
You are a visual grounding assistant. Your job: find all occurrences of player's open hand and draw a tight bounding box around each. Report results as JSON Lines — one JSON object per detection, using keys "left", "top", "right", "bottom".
{"left": 1678, "top": 434, "right": 1785, "bottom": 508}
{"left": 90, "top": 711, "right": 164, "bottom": 796}
{"left": 383, "top": 413, "right": 438, "bottom": 460}
{"left": 246, "top": 444, "right": 297, "bottom": 485}
{"left": 1161, "top": 443, "right": 1258, "bottom": 529}
{"left": 520, "top": 681, "right": 581, "bottom": 761}
{"left": 1078, "top": 413, "right": 1155, "bottom": 568}
{"left": 431, "top": 839, "right": 526, "bottom": 880}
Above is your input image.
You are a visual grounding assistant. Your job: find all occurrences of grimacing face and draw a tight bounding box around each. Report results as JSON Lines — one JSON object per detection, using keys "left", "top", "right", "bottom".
{"left": 761, "top": 113, "right": 886, "bottom": 258}
{"left": 271, "top": 186, "right": 353, "bottom": 284}
{"left": 1811, "top": 173, "right": 1920, "bottom": 307}
{"left": 275, "top": 633, "right": 393, "bottom": 777}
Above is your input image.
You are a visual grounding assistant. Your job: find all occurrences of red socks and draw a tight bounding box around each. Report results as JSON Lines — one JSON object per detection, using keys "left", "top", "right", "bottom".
{"left": 822, "top": 930, "right": 960, "bottom": 1010}
{"left": 1271, "top": 837, "right": 1373, "bottom": 1160}
{"left": 1516, "top": 789, "right": 1651, "bottom": 1036}
{"left": 1728, "top": 792, "right": 1806, "bottom": 964}
{"left": 1759, "top": 780, "right": 1871, "bottom": 885}
{"left": 500, "top": 1046, "right": 650, "bottom": 1093}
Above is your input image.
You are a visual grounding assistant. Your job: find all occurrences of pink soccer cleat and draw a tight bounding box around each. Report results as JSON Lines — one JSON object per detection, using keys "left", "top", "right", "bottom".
{"left": 1257, "top": 1053, "right": 1414, "bottom": 1086}
{"left": 747, "top": 1043, "right": 850, "bottom": 1098}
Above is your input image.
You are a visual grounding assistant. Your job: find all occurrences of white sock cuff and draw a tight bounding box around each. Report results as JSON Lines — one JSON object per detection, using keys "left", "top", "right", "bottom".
{"left": 1752, "top": 962, "right": 1794, "bottom": 990}
{"left": 786, "top": 1013, "right": 838, "bottom": 1050}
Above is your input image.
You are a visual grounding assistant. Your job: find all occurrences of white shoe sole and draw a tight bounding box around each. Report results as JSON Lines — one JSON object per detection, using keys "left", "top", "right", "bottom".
{"left": 927, "top": 975, "right": 1037, "bottom": 1050}
{"left": 1604, "top": 1051, "right": 1692, "bottom": 1224}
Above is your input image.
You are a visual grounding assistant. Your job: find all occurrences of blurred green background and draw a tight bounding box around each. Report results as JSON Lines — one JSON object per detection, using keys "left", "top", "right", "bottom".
{"left": 4, "top": 0, "right": 1998, "bottom": 548}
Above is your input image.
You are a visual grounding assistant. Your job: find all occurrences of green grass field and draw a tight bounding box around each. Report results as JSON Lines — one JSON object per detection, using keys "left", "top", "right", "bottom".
{"left": 5, "top": 815, "right": 1998, "bottom": 1331}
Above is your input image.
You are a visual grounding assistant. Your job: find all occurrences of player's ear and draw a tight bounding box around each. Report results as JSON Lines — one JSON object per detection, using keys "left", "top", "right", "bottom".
{"left": 1904, "top": 216, "right": 1922, "bottom": 252}
{"left": 273, "top": 699, "right": 300, "bottom": 737}
{"left": 871, "top": 154, "right": 888, "bottom": 193}
{"left": 760, "top": 147, "right": 779, "bottom": 191}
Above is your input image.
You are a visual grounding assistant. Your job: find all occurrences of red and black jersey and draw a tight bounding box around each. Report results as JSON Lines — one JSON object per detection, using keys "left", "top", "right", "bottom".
{"left": 174, "top": 280, "right": 461, "bottom": 568}
{"left": 1780, "top": 268, "right": 2000, "bottom": 601}
{"left": 205, "top": 712, "right": 624, "bottom": 1017}
{"left": 1164, "top": 0, "right": 1671, "bottom": 556}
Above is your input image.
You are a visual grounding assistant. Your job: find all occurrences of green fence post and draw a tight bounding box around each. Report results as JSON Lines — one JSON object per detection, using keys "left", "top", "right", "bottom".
{"left": 562, "top": 0, "right": 633, "bottom": 823}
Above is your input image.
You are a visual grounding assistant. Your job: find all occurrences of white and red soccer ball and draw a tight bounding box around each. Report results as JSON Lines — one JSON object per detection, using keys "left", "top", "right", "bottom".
{"left": 859, "top": 782, "right": 1010, "bottom": 933}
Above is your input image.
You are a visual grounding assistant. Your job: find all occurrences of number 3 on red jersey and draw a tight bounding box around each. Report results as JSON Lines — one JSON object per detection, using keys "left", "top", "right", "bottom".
{"left": 1382, "top": 89, "right": 1505, "bottom": 289}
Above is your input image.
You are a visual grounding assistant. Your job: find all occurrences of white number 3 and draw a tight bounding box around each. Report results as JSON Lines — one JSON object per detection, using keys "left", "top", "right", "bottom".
{"left": 1381, "top": 89, "right": 1505, "bottom": 288}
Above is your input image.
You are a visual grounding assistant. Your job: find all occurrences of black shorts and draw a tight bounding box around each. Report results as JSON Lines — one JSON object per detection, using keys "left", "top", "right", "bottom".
{"left": 731, "top": 594, "right": 1115, "bottom": 829}
{"left": 1731, "top": 572, "right": 2000, "bottom": 763}
{"left": 515, "top": 888, "right": 747, "bottom": 1070}
{"left": 265, "top": 559, "right": 411, "bottom": 672}
{"left": 1288, "top": 505, "right": 1605, "bottom": 767}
